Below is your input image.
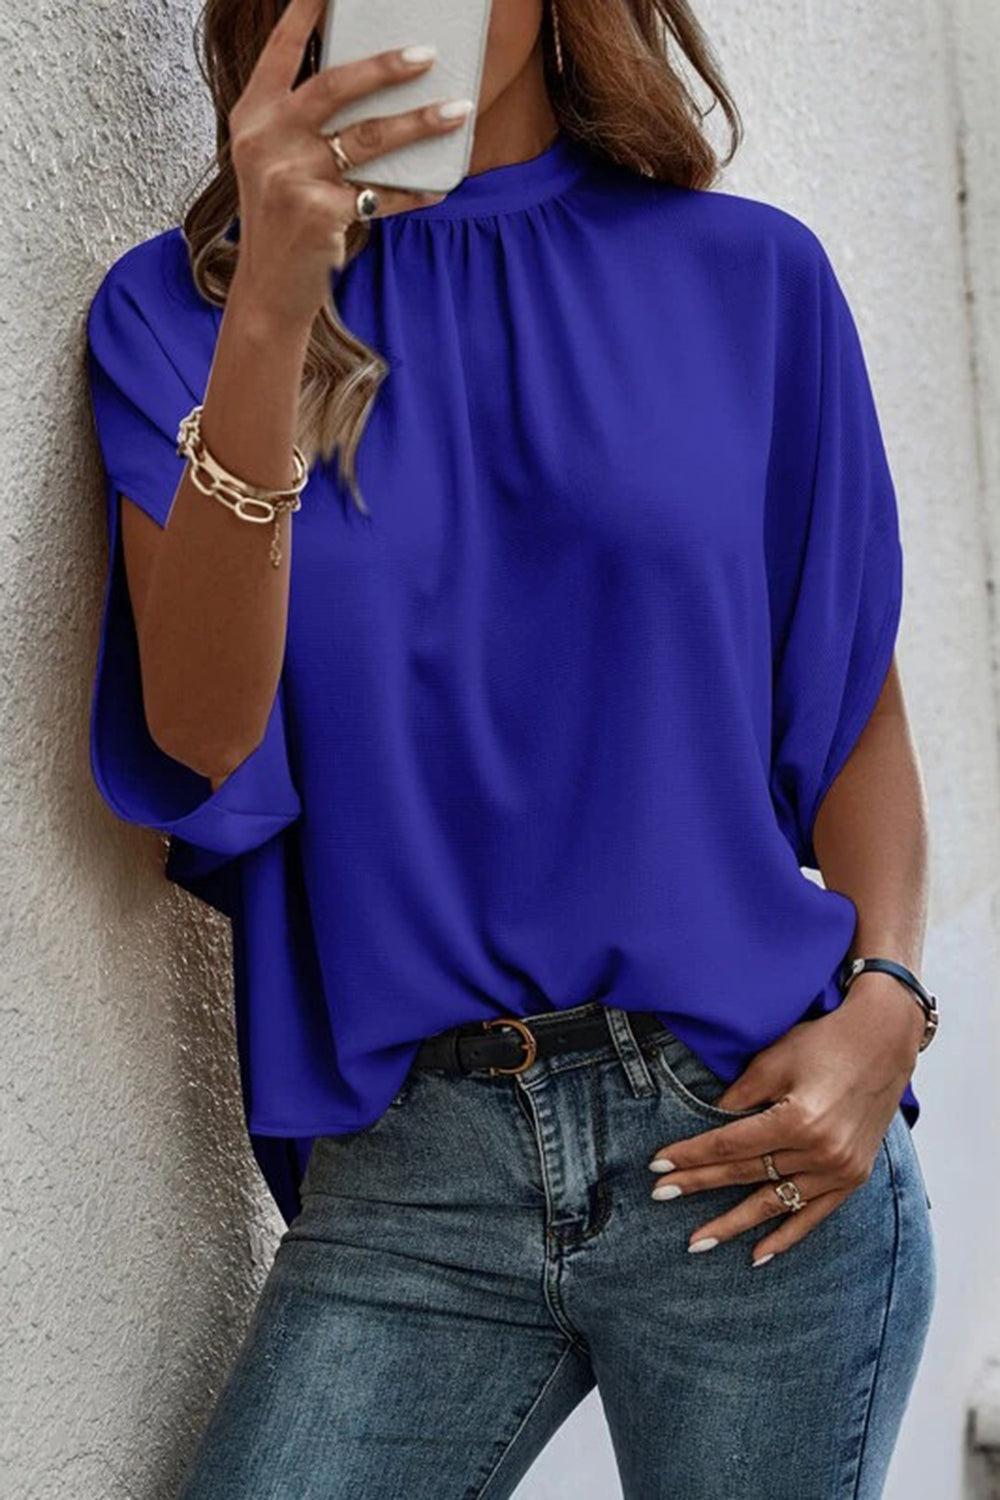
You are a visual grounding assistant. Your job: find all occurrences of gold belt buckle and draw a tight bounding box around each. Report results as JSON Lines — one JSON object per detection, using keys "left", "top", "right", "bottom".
{"left": 482, "top": 1016, "right": 538, "bottom": 1075}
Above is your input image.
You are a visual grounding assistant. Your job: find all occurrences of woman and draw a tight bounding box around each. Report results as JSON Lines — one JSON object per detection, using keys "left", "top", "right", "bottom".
{"left": 85, "top": 0, "right": 937, "bottom": 1494}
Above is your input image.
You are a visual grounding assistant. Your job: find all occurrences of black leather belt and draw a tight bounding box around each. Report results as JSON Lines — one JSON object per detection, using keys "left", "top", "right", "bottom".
{"left": 412, "top": 1006, "right": 667, "bottom": 1076}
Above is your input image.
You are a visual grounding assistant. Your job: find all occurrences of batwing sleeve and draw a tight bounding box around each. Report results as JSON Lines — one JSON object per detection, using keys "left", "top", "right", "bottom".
{"left": 766, "top": 230, "right": 904, "bottom": 872}
{"left": 85, "top": 238, "right": 302, "bottom": 897}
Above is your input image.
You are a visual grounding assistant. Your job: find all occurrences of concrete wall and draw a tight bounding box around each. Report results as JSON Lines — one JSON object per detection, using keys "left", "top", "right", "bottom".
{"left": 2, "top": 1, "right": 997, "bottom": 1496}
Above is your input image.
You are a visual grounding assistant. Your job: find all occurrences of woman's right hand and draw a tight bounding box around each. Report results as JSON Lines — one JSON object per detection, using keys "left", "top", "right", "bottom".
{"left": 229, "top": 0, "right": 471, "bottom": 329}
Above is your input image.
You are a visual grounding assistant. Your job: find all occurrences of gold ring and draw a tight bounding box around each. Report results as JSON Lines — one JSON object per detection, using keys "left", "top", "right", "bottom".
{"left": 773, "top": 1178, "right": 807, "bottom": 1213}
{"left": 326, "top": 130, "right": 355, "bottom": 172}
{"left": 762, "top": 1152, "right": 781, "bottom": 1181}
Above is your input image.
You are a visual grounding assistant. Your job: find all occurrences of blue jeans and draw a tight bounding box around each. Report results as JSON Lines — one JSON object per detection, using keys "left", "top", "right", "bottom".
{"left": 177, "top": 1001, "right": 936, "bottom": 1499}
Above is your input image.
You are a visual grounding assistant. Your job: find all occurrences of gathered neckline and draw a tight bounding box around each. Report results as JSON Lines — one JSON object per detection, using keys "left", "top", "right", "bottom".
{"left": 399, "top": 129, "right": 597, "bottom": 222}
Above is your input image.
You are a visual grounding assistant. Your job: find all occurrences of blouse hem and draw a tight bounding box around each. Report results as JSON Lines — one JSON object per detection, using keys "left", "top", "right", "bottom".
{"left": 248, "top": 1116, "right": 388, "bottom": 1136}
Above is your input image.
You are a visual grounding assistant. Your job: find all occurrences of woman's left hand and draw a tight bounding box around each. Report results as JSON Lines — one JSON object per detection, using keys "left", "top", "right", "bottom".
{"left": 646, "top": 972, "right": 925, "bottom": 1265}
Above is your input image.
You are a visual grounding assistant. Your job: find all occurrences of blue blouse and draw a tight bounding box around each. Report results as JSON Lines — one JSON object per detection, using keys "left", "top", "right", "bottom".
{"left": 86, "top": 129, "right": 914, "bottom": 1225}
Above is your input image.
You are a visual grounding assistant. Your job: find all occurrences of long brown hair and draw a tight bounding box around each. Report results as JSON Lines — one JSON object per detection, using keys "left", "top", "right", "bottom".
{"left": 182, "top": 0, "right": 742, "bottom": 514}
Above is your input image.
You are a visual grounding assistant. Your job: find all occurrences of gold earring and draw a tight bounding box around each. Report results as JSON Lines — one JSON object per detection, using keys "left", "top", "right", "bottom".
{"left": 550, "top": 0, "right": 564, "bottom": 76}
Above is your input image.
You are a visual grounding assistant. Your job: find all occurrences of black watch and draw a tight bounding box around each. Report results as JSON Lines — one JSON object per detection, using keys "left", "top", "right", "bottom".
{"left": 836, "top": 955, "right": 939, "bottom": 1052}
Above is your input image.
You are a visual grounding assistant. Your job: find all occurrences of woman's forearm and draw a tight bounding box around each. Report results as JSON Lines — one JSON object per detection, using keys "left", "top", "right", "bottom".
{"left": 811, "top": 655, "right": 932, "bottom": 1060}
{"left": 125, "top": 266, "right": 315, "bottom": 783}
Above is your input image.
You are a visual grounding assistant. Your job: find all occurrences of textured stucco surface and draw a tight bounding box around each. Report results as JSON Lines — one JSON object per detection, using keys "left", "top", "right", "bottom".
{"left": 1, "top": 2, "right": 997, "bottom": 1497}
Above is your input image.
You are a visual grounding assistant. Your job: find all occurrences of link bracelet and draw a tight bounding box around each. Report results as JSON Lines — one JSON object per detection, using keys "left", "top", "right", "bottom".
{"left": 176, "top": 403, "right": 308, "bottom": 567}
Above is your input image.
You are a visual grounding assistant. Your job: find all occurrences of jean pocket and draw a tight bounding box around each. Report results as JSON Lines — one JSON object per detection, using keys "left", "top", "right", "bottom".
{"left": 887, "top": 1108, "right": 933, "bottom": 1211}
{"left": 304, "top": 1071, "right": 416, "bottom": 1177}
{"left": 648, "top": 1032, "right": 765, "bottom": 1123}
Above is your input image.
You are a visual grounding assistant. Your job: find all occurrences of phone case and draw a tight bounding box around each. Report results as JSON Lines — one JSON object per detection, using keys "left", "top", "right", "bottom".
{"left": 317, "top": 0, "right": 493, "bottom": 195}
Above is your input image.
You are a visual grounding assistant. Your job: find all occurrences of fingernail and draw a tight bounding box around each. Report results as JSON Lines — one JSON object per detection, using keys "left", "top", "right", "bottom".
{"left": 752, "top": 1252, "right": 775, "bottom": 1268}
{"left": 437, "top": 98, "right": 475, "bottom": 119}
{"left": 648, "top": 1157, "right": 676, "bottom": 1173}
{"left": 651, "top": 1182, "right": 683, "bottom": 1201}
{"left": 401, "top": 44, "right": 437, "bottom": 63}
{"left": 688, "top": 1237, "right": 719, "bottom": 1254}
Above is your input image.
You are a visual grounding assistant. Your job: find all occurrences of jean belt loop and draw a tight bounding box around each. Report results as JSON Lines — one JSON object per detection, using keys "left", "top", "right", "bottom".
{"left": 603, "top": 1006, "right": 656, "bottom": 1099}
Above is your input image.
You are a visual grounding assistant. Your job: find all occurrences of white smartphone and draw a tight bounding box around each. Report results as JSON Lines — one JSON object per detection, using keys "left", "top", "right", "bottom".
{"left": 317, "top": 0, "right": 493, "bottom": 195}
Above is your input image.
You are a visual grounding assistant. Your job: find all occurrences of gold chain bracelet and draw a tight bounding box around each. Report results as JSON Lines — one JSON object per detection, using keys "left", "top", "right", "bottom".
{"left": 176, "top": 404, "right": 309, "bottom": 568}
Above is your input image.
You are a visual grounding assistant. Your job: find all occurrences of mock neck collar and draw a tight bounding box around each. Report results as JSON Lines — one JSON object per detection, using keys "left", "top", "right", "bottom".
{"left": 401, "top": 129, "right": 595, "bottom": 222}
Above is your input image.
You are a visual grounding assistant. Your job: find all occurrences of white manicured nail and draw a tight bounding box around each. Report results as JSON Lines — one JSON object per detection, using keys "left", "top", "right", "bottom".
{"left": 752, "top": 1253, "right": 775, "bottom": 1268}
{"left": 401, "top": 44, "right": 437, "bottom": 63}
{"left": 438, "top": 98, "right": 475, "bottom": 119}
{"left": 648, "top": 1157, "right": 676, "bottom": 1173}
{"left": 688, "top": 1237, "right": 719, "bottom": 1254}
{"left": 652, "top": 1183, "right": 683, "bottom": 1201}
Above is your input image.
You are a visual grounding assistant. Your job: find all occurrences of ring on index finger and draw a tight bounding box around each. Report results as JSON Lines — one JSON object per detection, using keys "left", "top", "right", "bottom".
{"left": 762, "top": 1151, "right": 782, "bottom": 1181}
